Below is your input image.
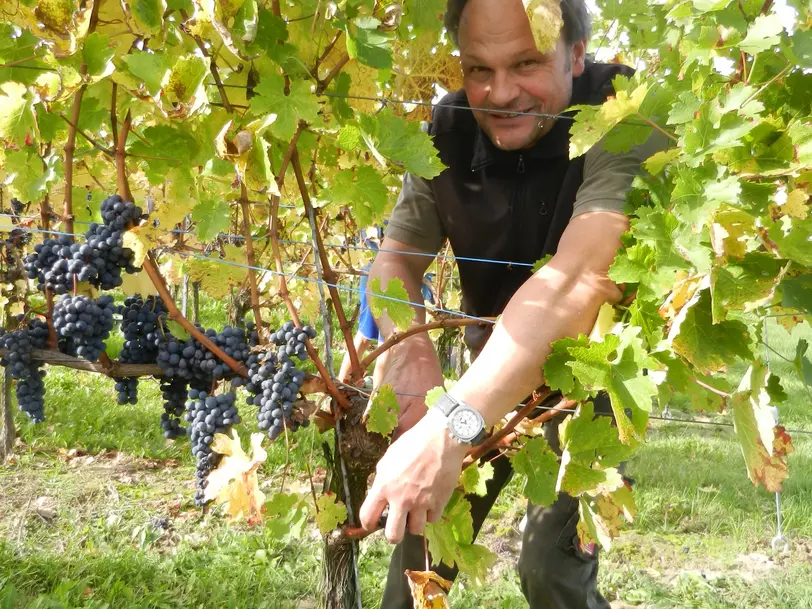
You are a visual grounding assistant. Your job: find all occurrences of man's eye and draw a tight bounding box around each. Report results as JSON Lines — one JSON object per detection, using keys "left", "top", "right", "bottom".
{"left": 469, "top": 66, "right": 489, "bottom": 74}
{"left": 518, "top": 60, "right": 538, "bottom": 68}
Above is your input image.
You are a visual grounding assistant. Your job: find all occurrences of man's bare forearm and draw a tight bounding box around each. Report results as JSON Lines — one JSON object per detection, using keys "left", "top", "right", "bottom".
{"left": 448, "top": 212, "right": 627, "bottom": 426}
{"left": 368, "top": 246, "right": 430, "bottom": 337}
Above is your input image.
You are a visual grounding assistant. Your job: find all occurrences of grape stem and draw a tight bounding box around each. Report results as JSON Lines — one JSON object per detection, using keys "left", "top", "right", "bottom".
{"left": 239, "top": 184, "right": 265, "bottom": 341}
{"left": 141, "top": 252, "right": 250, "bottom": 377}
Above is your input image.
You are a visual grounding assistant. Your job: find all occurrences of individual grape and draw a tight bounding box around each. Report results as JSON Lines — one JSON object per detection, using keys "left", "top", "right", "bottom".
{"left": 185, "top": 391, "right": 240, "bottom": 505}
{"left": 53, "top": 295, "right": 115, "bottom": 362}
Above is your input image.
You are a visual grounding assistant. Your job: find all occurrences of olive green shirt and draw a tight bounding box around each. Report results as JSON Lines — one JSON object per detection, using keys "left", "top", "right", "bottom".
{"left": 386, "top": 134, "right": 667, "bottom": 254}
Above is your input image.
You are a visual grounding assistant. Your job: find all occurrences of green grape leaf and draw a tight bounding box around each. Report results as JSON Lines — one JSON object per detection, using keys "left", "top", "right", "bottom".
{"left": 366, "top": 384, "right": 399, "bottom": 436}
{"left": 739, "top": 13, "right": 783, "bottom": 55}
{"left": 543, "top": 335, "right": 590, "bottom": 401}
{"left": 568, "top": 81, "right": 649, "bottom": 158}
{"left": 667, "top": 91, "right": 701, "bottom": 125}
{"left": 326, "top": 166, "right": 389, "bottom": 226}
{"left": 0, "top": 27, "right": 50, "bottom": 86}
{"left": 731, "top": 363, "right": 794, "bottom": 492}
{"left": 790, "top": 29, "right": 812, "bottom": 68}
{"left": 122, "top": 0, "right": 166, "bottom": 36}
{"left": 4, "top": 149, "right": 60, "bottom": 203}
{"left": 768, "top": 217, "right": 812, "bottom": 266}
{"left": 337, "top": 124, "right": 363, "bottom": 151}
{"left": 250, "top": 74, "right": 320, "bottom": 140}
{"left": 644, "top": 148, "right": 679, "bottom": 174}
{"left": 192, "top": 198, "right": 231, "bottom": 242}
{"left": 459, "top": 462, "right": 494, "bottom": 497}
{"left": 424, "top": 491, "right": 496, "bottom": 585}
{"left": 165, "top": 319, "right": 191, "bottom": 341}
{"left": 794, "top": 340, "right": 812, "bottom": 388}
{"left": 766, "top": 374, "right": 788, "bottom": 405}
{"left": 315, "top": 494, "right": 348, "bottom": 534}
{"left": 567, "top": 331, "right": 655, "bottom": 443}
{"left": 406, "top": 0, "right": 445, "bottom": 31}
{"left": 129, "top": 125, "right": 200, "bottom": 180}
{"left": 671, "top": 289, "right": 753, "bottom": 374}
{"left": 510, "top": 436, "right": 559, "bottom": 507}
{"left": 560, "top": 402, "right": 634, "bottom": 471}
{"left": 82, "top": 32, "right": 116, "bottom": 79}
{"left": 532, "top": 254, "right": 553, "bottom": 273}
{"left": 265, "top": 493, "right": 310, "bottom": 542}
{"left": 710, "top": 253, "right": 784, "bottom": 321}
{"left": 782, "top": 273, "right": 812, "bottom": 314}
{"left": 358, "top": 109, "right": 446, "bottom": 179}
{"left": 164, "top": 54, "right": 209, "bottom": 106}
{"left": 0, "top": 82, "right": 36, "bottom": 145}
{"left": 367, "top": 277, "right": 416, "bottom": 331}
{"left": 122, "top": 51, "right": 173, "bottom": 96}
{"left": 344, "top": 17, "right": 393, "bottom": 69}
{"left": 425, "top": 386, "right": 446, "bottom": 407}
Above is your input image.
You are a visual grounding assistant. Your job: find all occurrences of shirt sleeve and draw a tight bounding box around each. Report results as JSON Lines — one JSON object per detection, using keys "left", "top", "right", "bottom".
{"left": 572, "top": 131, "right": 670, "bottom": 219}
{"left": 385, "top": 172, "right": 446, "bottom": 253}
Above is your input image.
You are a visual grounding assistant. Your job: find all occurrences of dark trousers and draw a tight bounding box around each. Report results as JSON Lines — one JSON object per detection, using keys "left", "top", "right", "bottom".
{"left": 381, "top": 397, "right": 613, "bottom": 609}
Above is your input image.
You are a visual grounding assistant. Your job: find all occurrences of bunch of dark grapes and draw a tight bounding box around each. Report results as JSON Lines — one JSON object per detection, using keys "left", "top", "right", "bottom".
{"left": 114, "top": 295, "right": 170, "bottom": 406}
{"left": 53, "top": 295, "right": 115, "bottom": 362}
{"left": 0, "top": 319, "right": 50, "bottom": 423}
{"left": 113, "top": 377, "right": 138, "bottom": 405}
{"left": 247, "top": 321, "right": 315, "bottom": 441}
{"left": 185, "top": 390, "right": 241, "bottom": 505}
{"left": 160, "top": 378, "right": 188, "bottom": 439}
{"left": 118, "top": 295, "right": 168, "bottom": 364}
{"left": 1, "top": 228, "right": 29, "bottom": 282}
{"left": 157, "top": 325, "right": 254, "bottom": 387}
{"left": 10, "top": 198, "right": 25, "bottom": 216}
{"left": 22, "top": 194, "right": 144, "bottom": 295}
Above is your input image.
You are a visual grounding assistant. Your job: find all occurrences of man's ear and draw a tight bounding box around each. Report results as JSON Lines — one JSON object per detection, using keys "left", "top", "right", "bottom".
{"left": 571, "top": 39, "right": 587, "bottom": 77}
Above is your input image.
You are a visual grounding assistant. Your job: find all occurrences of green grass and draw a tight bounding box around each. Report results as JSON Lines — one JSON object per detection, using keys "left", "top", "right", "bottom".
{"left": 1, "top": 320, "right": 811, "bottom": 608}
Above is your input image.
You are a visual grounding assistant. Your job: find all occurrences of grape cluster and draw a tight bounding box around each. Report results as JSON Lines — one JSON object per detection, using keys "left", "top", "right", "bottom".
{"left": 247, "top": 321, "right": 315, "bottom": 441}
{"left": 160, "top": 378, "right": 188, "bottom": 439}
{"left": 53, "top": 295, "right": 115, "bottom": 362}
{"left": 0, "top": 319, "right": 50, "bottom": 422}
{"left": 118, "top": 295, "right": 168, "bottom": 364}
{"left": 185, "top": 390, "right": 241, "bottom": 505}
{"left": 157, "top": 325, "right": 254, "bottom": 387}
{"left": 114, "top": 377, "right": 138, "bottom": 405}
{"left": 22, "top": 194, "right": 143, "bottom": 294}
{"left": 10, "top": 198, "right": 25, "bottom": 216}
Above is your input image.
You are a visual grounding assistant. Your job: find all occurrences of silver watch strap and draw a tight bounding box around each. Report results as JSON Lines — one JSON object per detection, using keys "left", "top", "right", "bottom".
{"left": 434, "top": 393, "right": 459, "bottom": 417}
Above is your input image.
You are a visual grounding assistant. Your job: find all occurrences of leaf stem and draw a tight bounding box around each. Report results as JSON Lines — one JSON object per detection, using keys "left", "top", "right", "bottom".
{"left": 635, "top": 112, "right": 678, "bottom": 143}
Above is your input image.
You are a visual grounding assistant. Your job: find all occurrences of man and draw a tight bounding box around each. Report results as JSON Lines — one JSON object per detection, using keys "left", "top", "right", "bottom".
{"left": 358, "top": 1, "right": 664, "bottom": 608}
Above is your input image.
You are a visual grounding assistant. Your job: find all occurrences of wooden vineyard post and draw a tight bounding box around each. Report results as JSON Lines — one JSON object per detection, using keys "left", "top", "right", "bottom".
{"left": 0, "top": 368, "right": 13, "bottom": 460}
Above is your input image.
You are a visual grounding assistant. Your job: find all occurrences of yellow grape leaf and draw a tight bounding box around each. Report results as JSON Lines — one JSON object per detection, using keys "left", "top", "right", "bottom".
{"left": 205, "top": 430, "right": 268, "bottom": 523}
{"left": 405, "top": 570, "right": 453, "bottom": 609}
{"left": 365, "top": 384, "right": 400, "bottom": 436}
{"left": 392, "top": 38, "right": 462, "bottom": 122}
{"left": 315, "top": 494, "right": 348, "bottom": 535}
{"left": 710, "top": 208, "right": 754, "bottom": 262}
{"left": 731, "top": 364, "right": 795, "bottom": 492}
{"left": 576, "top": 485, "right": 636, "bottom": 551}
{"left": 783, "top": 189, "right": 809, "bottom": 220}
{"left": 523, "top": 0, "right": 564, "bottom": 54}
{"left": 122, "top": 230, "right": 150, "bottom": 267}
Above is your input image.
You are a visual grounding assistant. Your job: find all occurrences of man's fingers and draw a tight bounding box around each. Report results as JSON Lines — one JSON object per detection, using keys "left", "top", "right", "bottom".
{"left": 359, "top": 489, "right": 388, "bottom": 532}
{"left": 407, "top": 509, "right": 428, "bottom": 536}
{"left": 384, "top": 505, "right": 408, "bottom": 544}
{"left": 426, "top": 508, "right": 442, "bottom": 524}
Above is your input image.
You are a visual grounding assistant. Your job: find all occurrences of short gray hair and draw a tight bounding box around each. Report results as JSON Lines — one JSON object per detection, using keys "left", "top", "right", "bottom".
{"left": 444, "top": 0, "right": 592, "bottom": 47}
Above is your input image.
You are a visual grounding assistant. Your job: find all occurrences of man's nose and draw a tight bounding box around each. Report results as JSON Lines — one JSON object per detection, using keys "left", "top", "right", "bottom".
{"left": 486, "top": 70, "right": 520, "bottom": 108}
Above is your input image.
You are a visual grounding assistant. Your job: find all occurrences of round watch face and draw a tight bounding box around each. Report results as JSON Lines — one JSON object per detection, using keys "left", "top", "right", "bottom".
{"left": 450, "top": 408, "right": 481, "bottom": 441}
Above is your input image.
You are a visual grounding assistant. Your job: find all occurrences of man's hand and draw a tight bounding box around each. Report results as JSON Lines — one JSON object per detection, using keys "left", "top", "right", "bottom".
{"left": 380, "top": 334, "right": 445, "bottom": 437}
{"left": 359, "top": 407, "right": 468, "bottom": 543}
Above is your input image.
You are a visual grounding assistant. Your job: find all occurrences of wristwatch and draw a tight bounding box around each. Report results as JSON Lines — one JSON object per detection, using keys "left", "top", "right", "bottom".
{"left": 434, "top": 393, "right": 487, "bottom": 446}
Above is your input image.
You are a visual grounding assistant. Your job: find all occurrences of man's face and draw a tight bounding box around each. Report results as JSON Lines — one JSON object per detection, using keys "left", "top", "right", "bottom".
{"left": 458, "top": 0, "right": 586, "bottom": 151}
